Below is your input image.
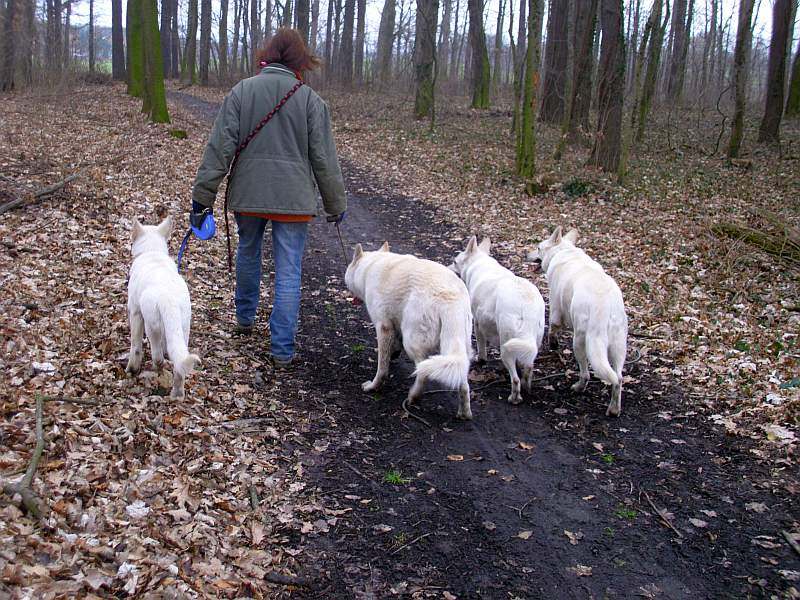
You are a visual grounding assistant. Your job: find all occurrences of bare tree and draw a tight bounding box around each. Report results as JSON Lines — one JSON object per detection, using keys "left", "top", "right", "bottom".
{"left": 250, "top": 0, "right": 261, "bottom": 69}
{"left": 414, "top": 0, "right": 439, "bottom": 118}
{"left": 183, "top": 0, "right": 198, "bottom": 83}
{"left": 589, "top": 0, "right": 625, "bottom": 173}
{"left": 219, "top": 0, "right": 229, "bottom": 80}
{"left": 89, "top": 0, "right": 95, "bottom": 73}
{"left": 540, "top": 0, "right": 570, "bottom": 123}
{"left": 439, "top": 0, "right": 453, "bottom": 78}
{"left": 468, "top": 0, "right": 491, "bottom": 107}
{"left": 339, "top": 0, "right": 356, "bottom": 83}
{"left": 160, "top": 0, "right": 172, "bottom": 77}
{"left": 568, "top": 0, "right": 599, "bottom": 140}
{"left": 727, "top": 0, "right": 755, "bottom": 158}
{"left": 112, "top": 0, "right": 126, "bottom": 79}
{"left": 355, "top": 0, "right": 366, "bottom": 82}
{"left": 199, "top": 0, "right": 212, "bottom": 83}
{"left": 310, "top": 0, "right": 320, "bottom": 51}
{"left": 516, "top": 0, "right": 543, "bottom": 177}
{"left": 634, "top": 0, "right": 669, "bottom": 144}
{"left": 297, "top": 0, "right": 310, "bottom": 42}
{"left": 491, "top": 0, "right": 506, "bottom": 95}
{"left": 376, "top": 0, "right": 396, "bottom": 84}
{"left": 787, "top": 37, "right": 800, "bottom": 116}
{"left": 757, "top": 0, "right": 793, "bottom": 143}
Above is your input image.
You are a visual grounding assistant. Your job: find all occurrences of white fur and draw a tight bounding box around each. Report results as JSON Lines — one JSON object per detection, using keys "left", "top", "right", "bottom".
{"left": 451, "top": 236, "right": 545, "bottom": 404}
{"left": 345, "top": 242, "right": 474, "bottom": 420}
{"left": 529, "top": 227, "right": 628, "bottom": 416}
{"left": 126, "top": 217, "right": 200, "bottom": 398}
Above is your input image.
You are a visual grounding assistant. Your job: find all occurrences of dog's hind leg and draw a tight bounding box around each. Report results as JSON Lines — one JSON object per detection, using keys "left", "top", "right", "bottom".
{"left": 606, "top": 342, "right": 625, "bottom": 417}
{"left": 476, "top": 325, "right": 488, "bottom": 363}
{"left": 571, "top": 332, "right": 590, "bottom": 392}
{"left": 457, "top": 383, "right": 472, "bottom": 420}
{"left": 362, "top": 322, "right": 394, "bottom": 392}
{"left": 522, "top": 365, "right": 533, "bottom": 394}
{"left": 405, "top": 371, "right": 427, "bottom": 407}
{"left": 500, "top": 346, "right": 522, "bottom": 404}
{"left": 148, "top": 328, "right": 165, "bottom": 371}
{"left": 171, "top": 372, "right": 185, "bottom": 399}
{"left": 126, "top": 310, "right": 145, "bottom": 375}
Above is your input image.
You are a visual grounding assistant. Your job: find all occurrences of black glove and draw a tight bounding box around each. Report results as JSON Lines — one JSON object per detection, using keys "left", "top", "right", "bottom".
{"left": 326, "top": 211, "right": 346, "bottom": 224}
{"left": 191, "top": 200, "right": 209, "bottom": 228}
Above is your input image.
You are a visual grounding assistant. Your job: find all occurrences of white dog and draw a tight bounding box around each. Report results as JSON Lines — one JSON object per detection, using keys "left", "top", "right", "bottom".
{"left": 345, "top": 242, "right": 474, "bottom": 420}
{"left": 529, "top": 227, "right": 628, "bottom": 416}
{"left": 451, "top": 236, "right": 545, "bottom": 404}
{"left": 126, "top": 216, "right": 200, "bottom": 398}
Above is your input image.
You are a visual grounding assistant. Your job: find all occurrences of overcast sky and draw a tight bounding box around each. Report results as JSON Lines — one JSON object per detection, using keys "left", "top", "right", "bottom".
{"left": 68, "top": 0, "right": 787, "bottom": 53}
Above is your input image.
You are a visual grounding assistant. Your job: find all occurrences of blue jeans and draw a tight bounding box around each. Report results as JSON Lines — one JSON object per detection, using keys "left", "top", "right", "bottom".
{"left": 234, "top": 214, "right": 309, "bottom": 360}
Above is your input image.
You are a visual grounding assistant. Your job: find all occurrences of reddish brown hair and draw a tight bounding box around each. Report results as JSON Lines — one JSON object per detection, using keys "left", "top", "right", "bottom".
{"left": 255, "top": 28, "right": 321, "bottom": 74}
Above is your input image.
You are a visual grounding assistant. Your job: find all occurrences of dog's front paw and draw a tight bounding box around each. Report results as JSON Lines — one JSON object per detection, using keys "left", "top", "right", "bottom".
{"left": 125, "top": 360, "right": 141, "bottom": 375}
{"left": 507, "top": 393, "right": 523, "bottom": 405}
{"left": 456, "top": 407, "right": 473, "bottom": 421}
{"left": 362, "top": 380, "right": 380, "bottom": 392}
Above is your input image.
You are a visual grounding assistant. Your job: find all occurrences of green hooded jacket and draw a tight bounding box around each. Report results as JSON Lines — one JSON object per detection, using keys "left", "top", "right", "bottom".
{"left": 192, "top": 64, "right": 347, "bottom": 217}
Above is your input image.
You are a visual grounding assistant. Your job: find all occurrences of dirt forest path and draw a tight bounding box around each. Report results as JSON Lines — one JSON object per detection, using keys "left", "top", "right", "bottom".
{"left": 172, "top": 92, "right": 799, "bottom": 599}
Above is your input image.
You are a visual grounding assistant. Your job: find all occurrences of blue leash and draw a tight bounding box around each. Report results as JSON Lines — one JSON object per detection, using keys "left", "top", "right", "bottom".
{"left": 177, "top": 208, "right": 216, "bottom": 274}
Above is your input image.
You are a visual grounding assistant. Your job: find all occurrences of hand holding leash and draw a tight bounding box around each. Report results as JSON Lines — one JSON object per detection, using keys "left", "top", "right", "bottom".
{"left": 327, "top": 212, "right": 348, "bottom": 262}
{"left": 178, "top": 203, "right": 217, "bottom": 274}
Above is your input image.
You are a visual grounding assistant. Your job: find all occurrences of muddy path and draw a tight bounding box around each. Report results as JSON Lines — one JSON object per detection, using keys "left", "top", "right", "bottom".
{"left": 174, "top": 91, "right": 799, "bottom": 599}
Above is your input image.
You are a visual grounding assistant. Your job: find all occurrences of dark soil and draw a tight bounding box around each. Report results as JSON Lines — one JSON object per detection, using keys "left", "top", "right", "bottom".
{"left": 177, "top": 92, "right": 800, "bottom": 599}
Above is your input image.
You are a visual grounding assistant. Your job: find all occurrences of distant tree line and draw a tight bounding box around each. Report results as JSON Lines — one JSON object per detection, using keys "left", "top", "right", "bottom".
{"left": 1, "top": 0, "right": 799, "bottom": 169}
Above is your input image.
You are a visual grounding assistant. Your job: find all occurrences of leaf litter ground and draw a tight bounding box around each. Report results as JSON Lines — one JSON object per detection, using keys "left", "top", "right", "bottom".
{"left": 0, "top": 82, "right": 798, "bottom": 597}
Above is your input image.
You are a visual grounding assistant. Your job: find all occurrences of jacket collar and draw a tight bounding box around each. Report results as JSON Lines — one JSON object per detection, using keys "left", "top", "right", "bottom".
{"left": 260, "top": 63, "right": 300, "bottom": 79}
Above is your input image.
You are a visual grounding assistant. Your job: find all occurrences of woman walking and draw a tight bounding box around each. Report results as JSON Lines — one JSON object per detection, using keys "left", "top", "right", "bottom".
{"left": 191, "top": 28, "right": 347, "bottom": 368}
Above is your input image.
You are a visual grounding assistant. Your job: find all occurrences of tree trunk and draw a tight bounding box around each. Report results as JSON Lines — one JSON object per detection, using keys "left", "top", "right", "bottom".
{"left": 219, "top": 0, "right": 228, "bottom": 80}
{"left": 297, "top": 0, "right": 310, "bottom": 42}
{"left": 414, "top": 0, "right": 439, "bottom": 118}
{"left": 339, "top": 0, "right": 355, "bottom": 84}
{"left": 635, "top": 0, "right": 668, "bottom": 143}
{"left": 88, "top": 0, "right": 95, "bottom": 73}
{"left": 787, "top": 37, "right": 800, "bottom": 117}
{"left": 355, "top": 0, "right": 366, "bottom": 82}
{"left": 199, "top": 0, "right": 211, "bottom": 83}
{"left": 127, "top": 0, "right": 145, "bottom": 95}
{"left": 250, "top": 0, "right": 261, "bottom": 70}
{"left": 1, "top": 0, "right": 16, "bottom": 91}
{"left": 588, "top": 0, "right": 625, "bottom": 173}
{"left": 310, "top": 0, "right": 320, "bottom": 51}
{"left": 284, "top": 0, "right": 293, "bottom": 26}
{"left": 325, "top": 0, "right": 334, "bottom": 73}
{"left": 625, "top": 0, "right": 640, "bottom": 91}
{"left": 491, "top": 0, "right": 505, "bottom": 95}
{"left": 112, "top": 0, "right": 126, "bottom": 79}
{"left": 467, "top": 0, "right": 491, "bottom": 107}
{"left": 757, "top": 0, "right": 792, "bottom": 142}
{"left": 240, "top": 0, "right": 249, "bottom": 72}
{"left": 265, "top": 0, "right": 272, "bottom": 38}
{"left": 568, "top": 0, "right": 598, "bottom": 139}
{"left": 540, "top": 0, "right": 570, "bottom": 123}
{"left": 333, "top": 0, "right": 343, "bottom": 74}
{"left": 516, "top": 0, "right": 543, "bottom": 177}
{"left": 183, "top": 0, "right": 198, "bottom": 83}
{"left": 511, "top": 0, "right": 526, "bottom": 133}
{"left": 376, "top": 0, "right": 396, "bottom": 84}
{"left": 439, "top": 0, "right": 452, "bottom": 78}
{"left": 63, "top": 0, "right": 71, "bottom": 67}
{"left": 727, "top": 0, "right": 754, "bottom": 158}
{"left": 170, "top": 0, "right": 180, "bottom": 77}
{"left": 141, "top": 0, "right": 170, "bottom": 122}
{"left": 232, "top": 0, "right": 241, "bottom": 75}
{"left": 666, "top": 0, "right": 693, "bottom": 102}
{"left": 160, "top": 0, "right": 171, "bottom": 77}
{"left": 700, "top": 0, "right": 717, "bottom": 98}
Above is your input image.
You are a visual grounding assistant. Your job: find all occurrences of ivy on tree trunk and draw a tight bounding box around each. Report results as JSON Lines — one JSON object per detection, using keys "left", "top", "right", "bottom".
{"left": 515, "top": 0, "right": 542, "bottom": 178}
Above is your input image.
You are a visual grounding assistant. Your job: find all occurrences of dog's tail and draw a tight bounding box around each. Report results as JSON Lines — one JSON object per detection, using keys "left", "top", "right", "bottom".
{"left": 585, "top": 301, "right": 620, "bottom": 387}
{"left": 413, "top": 353, "right": 470, "bottom": 390}
{"left": 159, "top": 301, "right": 201, "bottom": 378}
{"left": 412, "top": 306, "right": 472, "bottom": 390}
{"left": 501, "top": 337, "right": 539, "bottom": 368}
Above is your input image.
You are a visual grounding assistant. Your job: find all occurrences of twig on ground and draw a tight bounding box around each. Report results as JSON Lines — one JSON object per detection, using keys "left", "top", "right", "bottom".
{"left": 390, "top": 532, "right": 432, "bottom": 555}
{"left": 401, "top": 396, "right": 432, "bottom": 427}
{"left": 1, "top": 395, "right": 45, "bottom": 518}
{"left": 0, "top": 173, "right": 80, "bottom": 216}
{"left": 642, "top": 490, "right": 683, "bottom": 539}
{"left": 264, "top": 571, "right": 314, "bottom": 587}
{"left": 343, "top": 461, "right": 370, "bottom": 481}
{"left": 249, "top": 485, "right": 260, "bottom": 510}
{"left": 781, "top": 530, "right": 800, "bottom": 557}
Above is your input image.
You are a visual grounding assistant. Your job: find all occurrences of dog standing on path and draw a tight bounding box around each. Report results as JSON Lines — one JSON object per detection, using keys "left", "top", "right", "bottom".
{"left": 529, "top": 227, "right": 628, "bottom": 416}
{"left": 345, "top": 242, "right": 474, "bottom": 420}
{"left": 451, "top": 236, "right": 545, "bottom": 404}
{"left": 126, "top": 216, "right": 200, "bottom": 398}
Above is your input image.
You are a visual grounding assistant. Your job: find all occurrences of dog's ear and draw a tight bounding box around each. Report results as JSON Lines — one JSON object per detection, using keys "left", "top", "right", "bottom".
{"left": 479, "top": 237, "right": 491, "bottom": 253}
{"left": 132, "top": 219, "right": 144, "bottom": 242}
{"left": 352, "top": 243, "right": 364, "bottom": 262}
{"left": 379, "top": 241, "right": 390, "bottom": 252}
{"left": 549, "top": 226, "right": 563, "bottom": 244}
{"left": 466, "top": 236, "right": 478, "bottom": 253}
{"left": 156, "top": 216, "right": 173, "bottom": 239}
{"left": 564, "top": 228, "right": 579, "bottom": 244}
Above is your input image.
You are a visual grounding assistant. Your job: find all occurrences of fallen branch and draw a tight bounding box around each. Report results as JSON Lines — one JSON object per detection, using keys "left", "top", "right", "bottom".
{"left": 263, "top": 571, "right": 314, "bottom": 587}
{"left": 391, "top": 531, "right": 432, "bottom": 555}
{"left": 0, "top": 173, "right": 80, "bottom": 216}
{"left": 642, "top": 490, "right": 683, "bottom": 539}
{"left": 1, "top": 395, "right": 45, "bottom": 518}
{"left": 711, "top": 222, "right": 800, "bottom": 265}
{"left": 781, "top": 530, "right": 800, "bottom": 557}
